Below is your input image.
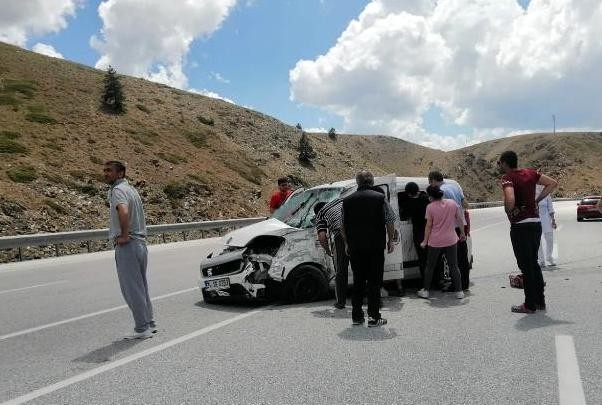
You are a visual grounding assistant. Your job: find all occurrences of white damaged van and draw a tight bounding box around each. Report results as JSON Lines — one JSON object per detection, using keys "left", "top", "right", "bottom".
{"left": 199, "top": 175, "right": 473, "bottom": 303}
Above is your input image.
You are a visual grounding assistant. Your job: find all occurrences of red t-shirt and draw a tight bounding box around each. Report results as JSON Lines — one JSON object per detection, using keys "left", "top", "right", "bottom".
{"left": 501, "top": 168, "right": 541, "bottom": 223}
{"left": 269, "top": 189, "right": 292, "bottom": 211}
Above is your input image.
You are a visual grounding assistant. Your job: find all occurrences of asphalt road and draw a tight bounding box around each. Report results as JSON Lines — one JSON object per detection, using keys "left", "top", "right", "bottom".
{"left": 0, "top": 201, "right": 601, "bottom": 404}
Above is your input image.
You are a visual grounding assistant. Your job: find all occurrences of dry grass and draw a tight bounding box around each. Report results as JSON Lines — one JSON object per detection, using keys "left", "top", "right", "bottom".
{"left": 0, "top": 40, "right": 600, "bottom": 237}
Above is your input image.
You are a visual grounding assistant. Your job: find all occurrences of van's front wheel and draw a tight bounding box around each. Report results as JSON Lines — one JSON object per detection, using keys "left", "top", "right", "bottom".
{"left": 286, "top": 265, "right": 328, "bottom": 303}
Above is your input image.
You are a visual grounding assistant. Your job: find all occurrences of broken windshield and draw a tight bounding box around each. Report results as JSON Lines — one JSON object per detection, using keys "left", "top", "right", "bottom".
{"left": 272, "top": 187, "right": 345, "bottom": 229}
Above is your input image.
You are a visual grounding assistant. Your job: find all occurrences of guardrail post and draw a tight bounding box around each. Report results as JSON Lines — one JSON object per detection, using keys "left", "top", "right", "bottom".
{"left": 18, "top": 247, "right": 23, "bottom": 262}
{"left": 162, "top": 234, "right": 166, "bottom": 243}
{"left": 55, "top": 244, "right": 60, "bottom": 257}
{"left": 182, "top": 231, "right": 187, "bottom": 241}
{"left": 86, "top": 241, "right": 91, "bottom": 253}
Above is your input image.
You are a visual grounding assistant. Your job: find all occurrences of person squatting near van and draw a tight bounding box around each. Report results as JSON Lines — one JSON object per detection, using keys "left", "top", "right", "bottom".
{"left": 342, "top": 170, "right": 397, "bottom": 327}
{"left": 536, "top": 184, "right": 557, "bottom": 267}
{"left": 498, "top": 150, "right": 557, "bottom": 314}
{"left": 428, "top": 171, "right": 471, "bottom": 290}
{"left": 314, "top": 198, "right": 349, "bottom": 310}
{"left": 417, "top": 185, "right": 466, "bottom": 300}
{"left": 103, "top": 161, "right": 156, "bottom": 340}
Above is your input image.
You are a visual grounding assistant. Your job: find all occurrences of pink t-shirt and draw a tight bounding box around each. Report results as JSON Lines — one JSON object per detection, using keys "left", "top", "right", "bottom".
{"left": 425, "top": 199, "right": 460, "bottom": 248}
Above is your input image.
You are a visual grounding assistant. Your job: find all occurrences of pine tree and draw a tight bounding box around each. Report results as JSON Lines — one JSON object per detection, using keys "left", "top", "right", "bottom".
{"left": 101, "top": 65, "right": 125, "bottom": 114}
{"left": 328, "top": 127, "right": 336, "bottom": 140}
{"left": 296, "top": 123, "right": 302, "bottom": 131}
{"left": 298, "top": 131, "right": 316, "bottom": 163}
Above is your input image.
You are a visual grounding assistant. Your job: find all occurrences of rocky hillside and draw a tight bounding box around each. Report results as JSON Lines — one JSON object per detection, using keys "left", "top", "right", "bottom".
{"left": 1, "top": 41, "right": 601, "bottom": 252}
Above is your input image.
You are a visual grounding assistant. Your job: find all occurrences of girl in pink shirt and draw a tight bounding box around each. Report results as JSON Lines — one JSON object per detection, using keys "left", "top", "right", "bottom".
{"left": 417, "top": 185, "right": 466, "bottom": 299}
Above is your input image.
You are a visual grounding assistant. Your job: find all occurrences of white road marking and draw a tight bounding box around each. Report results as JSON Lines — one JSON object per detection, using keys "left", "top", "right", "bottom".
{"left": 556, "top": 335, "right": 586, "bottom": 405}
{"left": 0, "top": 281, "right": 67, "bottom": 295}
{"left": 0, "top": 287, "right": 198, "bottom": 341}
{"left": 471, "top": 220, "right": 508, "bottom": 233}
{"left": 0, "top": 308, "right": 264, "bottom": 405}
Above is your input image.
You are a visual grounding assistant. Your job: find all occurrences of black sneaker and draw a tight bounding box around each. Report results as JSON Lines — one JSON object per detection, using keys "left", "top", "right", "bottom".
{"left": 367, "top": 317, "right": 387, "bottom": 327}
{"left": 536, "top": 303, "right": 546, "bottom": 311}
{"left": 333, "top": 302, "right": 346, "bottom": 310}
{"left": 352, "top": 318, "right": 365, "bottom": 326}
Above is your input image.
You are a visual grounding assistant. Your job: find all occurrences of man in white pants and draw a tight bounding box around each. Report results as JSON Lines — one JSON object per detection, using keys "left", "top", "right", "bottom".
{"left": 536, "top": 184, "right": 556, "bottom": 267}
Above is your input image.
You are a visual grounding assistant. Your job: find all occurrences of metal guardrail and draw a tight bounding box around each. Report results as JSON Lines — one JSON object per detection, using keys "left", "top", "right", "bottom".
{"left": 468, "top": 197, "right": 578, "bottom": 209}
{"left": 0, "top": 217, "right": 267, "bottom": 261}
{"left": 0, "top": 198, "right": 581, "bottom": 262}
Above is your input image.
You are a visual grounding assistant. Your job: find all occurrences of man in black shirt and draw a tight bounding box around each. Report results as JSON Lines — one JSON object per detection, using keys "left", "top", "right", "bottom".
{"left": 342, "top": 171, "right": 396, "bottom": 327}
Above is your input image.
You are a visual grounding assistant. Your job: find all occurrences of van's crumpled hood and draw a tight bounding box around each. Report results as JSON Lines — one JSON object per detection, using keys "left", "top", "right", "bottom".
{"left": 223, "top": 218, "right": 295, "bottom": 247}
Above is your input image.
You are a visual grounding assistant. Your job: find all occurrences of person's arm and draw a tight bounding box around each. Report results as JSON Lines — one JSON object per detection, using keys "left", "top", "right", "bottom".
{"left": 503, "top": 185, "right": 515, "bottom": 214}
{"left": 386, "top": 223, "right": 395, "bottom": 253}
{"left": 546, "top": 196, "right": 557, "bottom": 229}
{"left": 317, "top": 230, "right": 331, "bottom": 255}
{"left": 535, "top": 174, "right": 558, "bottom": 204}
{"left": 116, "top": 203, "right": 131, "bottom": 245}
{"left": 455, "top": 206, "right": 466, "bottom": 241}
{"left": 421, "top": 217, "right": 433, "bottom": 248}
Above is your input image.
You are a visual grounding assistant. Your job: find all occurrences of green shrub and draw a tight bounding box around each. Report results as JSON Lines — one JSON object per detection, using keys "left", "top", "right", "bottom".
{"left": 3, "top": 79, "right": 37, "bottom": 98}
{"left": 0, "top": 139, "right": 28, "bottom": 154}
{"left": 74, "top": 183, "right": 98, "bottom": 196}
{"left": 163, "top": 182, "right": 187, "bottom": 199}
{"left": 44, "top": 199, "right": 67, "bottom": 214}
{"left": 182, "top": 129, "right": 209, "bottom": 148}
{"left": 197, "top": 115, "right": 214, "bottom": 126}
{"left": 187, "top": 173, "right": 210, "bottom": 184}
{"left": 129, "top": 129, "right": 159, "bottom": 145}
{"left": 90, "top": 156, "right": 103, "bottom": 164}
{"left": 0, "top": 94, "right": 20, "bottom": 106}
{"left": 153, "top": 98, "right": 164, "bottom": 104}
{"left": 0, "top": 131, "right": 20, "bottom": 140}
{"left": 157, "top": 152, "right": 187, "bottom": 164}
{"left": 42, "top": 142, "right": 63, "bottom": 151}
{"left": 69, "top": 170, "right": 88, "bottom": 181}
{"left": 25, "top": 112, "right": 57, "bottom": 124}
{"left": 7, "top": 165, "right": 38, "bottom": 183}
{"left": 224, "top": 160, "right": 264, "bottom": 185}
{"left": 136, "top": 103, "right": 150, "bottom": 113}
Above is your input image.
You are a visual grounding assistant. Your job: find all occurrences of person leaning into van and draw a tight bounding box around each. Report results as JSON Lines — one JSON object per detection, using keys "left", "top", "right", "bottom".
{"left": 314, "top": 198, "right": 349, "bottom": 310}
{"left": 342, "top": 170, "right": 396, "bottom": 327}
{"left": 417, "top": 185, "right": 466, "bottom": 300}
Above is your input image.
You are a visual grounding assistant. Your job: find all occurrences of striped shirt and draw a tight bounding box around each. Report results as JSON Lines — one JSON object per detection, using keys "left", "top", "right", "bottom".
{"left": 316, "top": 197, "right": 396, "bottom": 239}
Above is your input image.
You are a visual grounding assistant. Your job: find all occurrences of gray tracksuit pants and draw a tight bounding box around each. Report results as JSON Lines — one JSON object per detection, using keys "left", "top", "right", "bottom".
{"left": 115, "top": 239, "right": 154, "bottom": 332}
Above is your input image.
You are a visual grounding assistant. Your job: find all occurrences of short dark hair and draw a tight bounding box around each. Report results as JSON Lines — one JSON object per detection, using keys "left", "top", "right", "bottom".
{"left": 404, "top": 181, "right": 419, "bottom": 195}
{"left": 355, "top": 170, "right": 374, "bottom": 188}
{"left": 313, "top": 202, "right": 326, "bottom": 215}
{"left": 277, "top": 177, "right": 289, "bottom": 186}
{"left": 499, "top": 151, "right": 518, "bottom": 169}
{"left": 426, "top": 185, "right": 444, "bottom": 199}
{"left": 105, "top": 160, "right": 126, "bottom": 176}
{"left": 428, "top": 171, "right": 444, "bottom": 183}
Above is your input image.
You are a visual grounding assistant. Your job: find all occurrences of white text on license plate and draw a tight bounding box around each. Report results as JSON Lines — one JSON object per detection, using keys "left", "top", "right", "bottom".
{"left": 205, "top": 278, "right": 230, "bottom": 289}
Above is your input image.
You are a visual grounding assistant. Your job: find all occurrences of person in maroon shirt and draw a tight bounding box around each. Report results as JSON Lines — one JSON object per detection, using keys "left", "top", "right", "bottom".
{"left": 269, "top": 177, "right": 293, "bottom": 213}
{"left": 498, "top": 151, "right": 557, "bottom": 314}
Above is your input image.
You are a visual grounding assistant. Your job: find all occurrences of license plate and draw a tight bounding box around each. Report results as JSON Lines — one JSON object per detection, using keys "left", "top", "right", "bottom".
{"left": 205, "top": 278, "right": 230, "bottom": 290}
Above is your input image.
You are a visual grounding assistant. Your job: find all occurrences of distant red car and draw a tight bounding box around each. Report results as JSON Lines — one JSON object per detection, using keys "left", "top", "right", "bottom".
{"left": 577, "top": 196, "right": 602, "bottom": 221}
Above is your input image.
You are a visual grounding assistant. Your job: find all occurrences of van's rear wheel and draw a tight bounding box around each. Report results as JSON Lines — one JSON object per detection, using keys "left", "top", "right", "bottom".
{"left": 286, "top": 265, "right": 328, "bottom": 303}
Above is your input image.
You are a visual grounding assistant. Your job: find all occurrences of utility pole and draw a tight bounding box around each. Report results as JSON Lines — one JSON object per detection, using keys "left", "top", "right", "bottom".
{"left": 552, "top": 114, "right": 556, "bottom": 135}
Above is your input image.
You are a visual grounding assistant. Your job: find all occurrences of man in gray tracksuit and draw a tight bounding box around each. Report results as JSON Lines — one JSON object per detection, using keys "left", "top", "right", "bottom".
{"left": 104, "top": 161, "right": 155, "bottom": 339}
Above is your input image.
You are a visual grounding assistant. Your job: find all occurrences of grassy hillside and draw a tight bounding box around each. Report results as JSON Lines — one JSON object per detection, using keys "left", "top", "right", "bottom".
{"left": 1, "top": 41, "right": 600, "bottom": 248}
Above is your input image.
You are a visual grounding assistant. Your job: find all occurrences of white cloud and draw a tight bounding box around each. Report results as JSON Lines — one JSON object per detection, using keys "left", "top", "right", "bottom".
{"left": 91, "top": 0, "right": 237, "bottom": 89}
{"left": 0, "top": 0, "right": 80, "bottom": 46}
{"left": 32, "top": 42, "right": 64, "bottom": 59}
{"left": 290, "top": 0, "right": 602, "bottom": 150}
{"left": 211, "top": 72, "right": 231, "bottom": 84}
{"left": 190, "top": 88, "right": 235, "bottom": 104}
{"left": 305, "top": 127, "right": 328, "bottom": 133}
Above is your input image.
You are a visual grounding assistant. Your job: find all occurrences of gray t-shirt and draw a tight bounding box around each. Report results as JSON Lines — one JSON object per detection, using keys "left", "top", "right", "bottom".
{"left": 108, "top": 179, "right": 147, "bottom": 240}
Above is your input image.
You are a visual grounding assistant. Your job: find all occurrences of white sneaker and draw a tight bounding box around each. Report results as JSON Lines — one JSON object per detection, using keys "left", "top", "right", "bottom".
{"left": 538, "top": 261, "right": 546, "bottom": 268}
{"left": 417, "top": 289, "right": 429, "bottom": 299}
{"left": 548, "top": 259, "right": 557, "bottom": 266}
{"left": 455, "top": 291, "right": 465, "bottom": 299}
{"left": 124, "top": 329, "right": 153, "bottom": 340}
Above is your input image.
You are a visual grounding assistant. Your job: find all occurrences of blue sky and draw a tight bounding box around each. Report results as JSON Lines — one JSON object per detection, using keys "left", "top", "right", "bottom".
{"left": 4, "top": 0, "right": 602, "bottom": 150}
